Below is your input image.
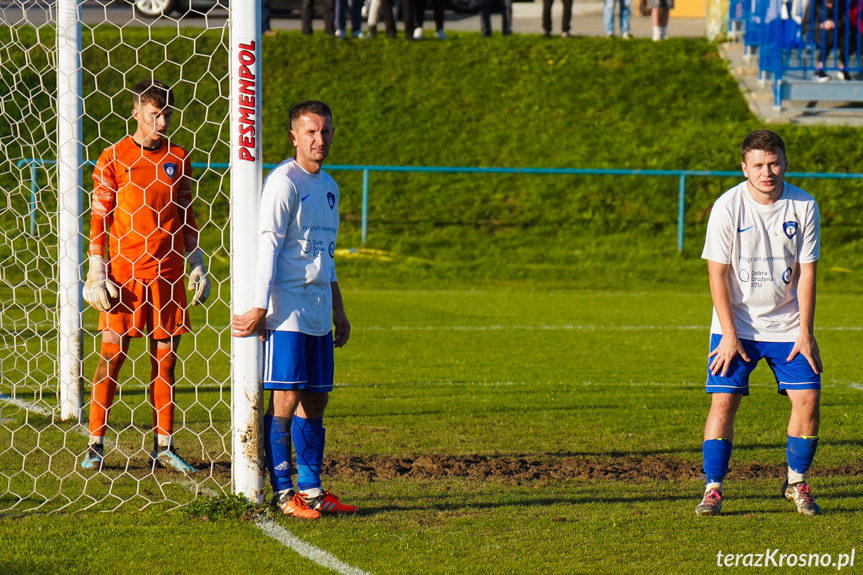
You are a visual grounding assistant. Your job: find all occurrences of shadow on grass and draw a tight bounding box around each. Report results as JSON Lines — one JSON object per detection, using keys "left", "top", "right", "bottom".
{"left": 352, "top": 488, "right": 863, "bottom": 517}
{"left": 542, "top": 447, "right": 702, "bottom": 457}
{"left": 350, "top": 491, "right": 697, "bottom": 516}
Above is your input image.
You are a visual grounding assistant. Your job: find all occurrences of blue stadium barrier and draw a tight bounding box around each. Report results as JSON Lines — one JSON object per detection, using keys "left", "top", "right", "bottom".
{"left": 729, "top": 0, "right": 750, "bottom": 40}
{"left": 747, "top": 0, "right": 863, "bottom": 108}
{"left": 17, "top": 158, "right": 863, "bottom": 253}
{"left": 743, "top": 0, "right": 765, "bottom": 51}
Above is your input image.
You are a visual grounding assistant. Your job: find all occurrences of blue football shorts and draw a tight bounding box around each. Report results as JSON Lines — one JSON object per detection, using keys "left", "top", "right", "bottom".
{"left": 705, "top": 334, "right": 821, "bottom": 396}
{"left": 263, "top": 330, "right": 334, "bottom": 392}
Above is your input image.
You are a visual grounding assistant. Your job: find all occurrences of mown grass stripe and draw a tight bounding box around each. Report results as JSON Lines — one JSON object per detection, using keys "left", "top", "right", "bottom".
{"left": 359, "top": 325, "right": 863, "bottom": 331}
{"left": 3, "top": 323, "right": 861, "bottom": 334}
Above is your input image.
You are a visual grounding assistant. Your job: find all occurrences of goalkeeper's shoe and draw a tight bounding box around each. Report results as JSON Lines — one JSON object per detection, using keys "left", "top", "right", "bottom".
{"left": 80, "top": 444, "right": 104, "bottom": 470}
{"left": 151, "top": 446, "right": 197, "bottom": 474}
{"left": 695, "top": 487, "right": 723, "bottom": 516}
{"left": 782, "top": 480, "right": 821, "bottom": 516}
{"left": 303, "top": 489, "right": 359, "bottom": 514}
{"left": 275, "top": 489, "right": 321, "bottom": 519}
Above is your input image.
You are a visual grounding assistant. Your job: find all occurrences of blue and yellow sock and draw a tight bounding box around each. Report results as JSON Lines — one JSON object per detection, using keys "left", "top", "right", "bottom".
{"left": 264, "top": 415, "right": 294, "bottom": 493}
{"left": 293, "top": 415, "right": 325, "bottom": 494}
{"left": 787, "top": 434, "right": 818, "bottom": 484}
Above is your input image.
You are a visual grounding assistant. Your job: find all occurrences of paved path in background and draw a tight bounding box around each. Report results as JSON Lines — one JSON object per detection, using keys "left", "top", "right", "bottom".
{"left": 0, "top": 0, "right": 705, "bottom": 39}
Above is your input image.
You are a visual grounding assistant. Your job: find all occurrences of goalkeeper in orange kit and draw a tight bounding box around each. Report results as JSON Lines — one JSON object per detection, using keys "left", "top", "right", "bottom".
{"left": 80, "top": 79, "right": 210, "bottom": 474}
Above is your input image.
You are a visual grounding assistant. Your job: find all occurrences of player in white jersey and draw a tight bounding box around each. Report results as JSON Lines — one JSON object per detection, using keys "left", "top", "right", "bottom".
{"left": 696, "top": 130, "right": 823, "bottom": 517}
{"left": 232, "top": 100, "right": 357, "bottom": 519}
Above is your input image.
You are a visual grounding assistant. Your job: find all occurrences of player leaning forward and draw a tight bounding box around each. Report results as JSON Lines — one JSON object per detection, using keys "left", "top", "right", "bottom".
{"left": 696, "top": 130, "right": 823, "bottom": 517}
{"left": 80, "top": 80, "right": 211, "bottom": 473}
{"left": 232, "top": 100, "right": 357, "bottom": 519}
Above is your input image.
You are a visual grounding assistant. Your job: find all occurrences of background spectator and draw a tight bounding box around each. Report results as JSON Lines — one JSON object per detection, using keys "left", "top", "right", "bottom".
{"left": 336, "top": 0, "right": 364, "bottom": 37}
{"left": 543, "top": 0, "right": 574, "bottom": 37}
{"left": 262, "top": 0, "right": 276, "bottom": 36}
{"left": 409, "top": 0, "right": 447, "bottom": 39}
{"left": 650, "top": 0, "right": 672, "bottom": 40}
{"left": 366, "top": 0, "right": 397, "bottom": 37}
{"left": 804, "top": 0, "right": 856, "bottom": 80}
{"left": 604, "top": 0, "right": 632, "bottom": 37}
{"left": 302, "top": 0, "right": 336, "bottom": 35}
{"left": 481, "top": 0, "right": 513, "bottom": 36}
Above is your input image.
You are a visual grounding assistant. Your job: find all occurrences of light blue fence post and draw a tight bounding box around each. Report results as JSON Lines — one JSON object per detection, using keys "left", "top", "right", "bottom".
{"left": 22, "top": 160, "right": 863, "bottom": 254}
{"left": 362, "top": 169, "right": 369, "bottom": 244}
{"left": 678, "top": 174, "right": 686, "bottom": 253}
{"left": 30, "top": 164, "right": 39, "bottom": 236}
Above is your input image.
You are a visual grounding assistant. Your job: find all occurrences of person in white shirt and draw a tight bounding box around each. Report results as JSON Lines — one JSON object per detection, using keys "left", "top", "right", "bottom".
{"left": 232, "top": 100, "right": 357, "bottom": 520}
{"left": 696, "top": 130, "right": 823, "bottom": 517}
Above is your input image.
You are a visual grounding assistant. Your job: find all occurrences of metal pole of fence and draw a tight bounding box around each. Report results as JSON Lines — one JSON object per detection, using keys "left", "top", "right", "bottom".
{"left": 29, "top": 164, "right": 38, "bottom": 236}
{"left": 362, "top": 168, "right": 369, "bottom": 244}
{"left": 678, "top": 174, "right": 686, "bottom": 253}
{"left": 23, "top": 161, "right": 863, "bottom": 254}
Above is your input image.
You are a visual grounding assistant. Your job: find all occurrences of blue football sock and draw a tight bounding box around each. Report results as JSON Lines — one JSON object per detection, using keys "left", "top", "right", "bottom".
{"left": 264, "top": 415, "right": 294, "bottom": 493}
{"left": 293, "top": 415, "right": 325, "bottom": 492}
{"left": 787, "top": 434, "right": 819, "bottom": 476}
{"left": 703, "top": 438, "right": 733, "bottom": 484}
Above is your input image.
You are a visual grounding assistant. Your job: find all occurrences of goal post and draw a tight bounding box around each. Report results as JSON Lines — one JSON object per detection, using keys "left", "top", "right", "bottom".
{"left": 0, "top": 0, "right": 265, "bottom": 511}
{"left": 56, "top": 0, "right": 84, "bottom": 424}
{"left": 229, "top": 0, "right": 265, "bottom": 504}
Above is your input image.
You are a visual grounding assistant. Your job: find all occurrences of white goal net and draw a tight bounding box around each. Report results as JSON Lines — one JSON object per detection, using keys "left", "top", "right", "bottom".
{"left": 0, "top": 0, "right": 263, "bottom": 512}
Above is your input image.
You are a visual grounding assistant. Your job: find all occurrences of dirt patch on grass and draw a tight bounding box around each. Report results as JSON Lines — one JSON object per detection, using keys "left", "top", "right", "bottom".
{"left": 322, "top": 454, "right": 863, "bottom": 484}
{"left": 167, "top": 454, "right": 863, "bottom": 486}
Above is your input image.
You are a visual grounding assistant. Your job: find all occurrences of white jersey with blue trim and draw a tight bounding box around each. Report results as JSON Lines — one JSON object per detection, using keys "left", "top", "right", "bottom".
{"left": 256, "top": 158, "right": 339, "bottom": 335}
{"left": 702, "top": 180, "right": 820, "bottom": 342}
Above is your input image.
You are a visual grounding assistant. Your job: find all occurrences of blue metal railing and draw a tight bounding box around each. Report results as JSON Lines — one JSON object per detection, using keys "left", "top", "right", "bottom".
{"left": 743, "top": 0, "right": 761, "bottom": 49}
{"left": 728, "top": 0, "right": 747, "bottom": 39}
{"left": 17, "top": 158, "right": 863, "bottom": 252}
{"left": 737, "top": 0, "right": 863, "bottom": 108}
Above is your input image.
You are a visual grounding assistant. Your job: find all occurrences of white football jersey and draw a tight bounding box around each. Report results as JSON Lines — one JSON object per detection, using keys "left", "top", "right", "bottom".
{"left": 702, "top": 180, "right": 820, "bottom": 341}
{"left": 255, "top": 158, "right": 340, "bottom": 335}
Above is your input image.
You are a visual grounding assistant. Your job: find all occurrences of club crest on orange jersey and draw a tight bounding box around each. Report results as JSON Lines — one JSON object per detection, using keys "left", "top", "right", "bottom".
{"left": 164, "top": 163, "right": 178, "bottom": 178}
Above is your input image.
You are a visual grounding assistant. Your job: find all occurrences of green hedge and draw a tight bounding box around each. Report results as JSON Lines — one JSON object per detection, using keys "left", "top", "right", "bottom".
{"left": 2, "top": 28, "right": 863, "bottom": 290}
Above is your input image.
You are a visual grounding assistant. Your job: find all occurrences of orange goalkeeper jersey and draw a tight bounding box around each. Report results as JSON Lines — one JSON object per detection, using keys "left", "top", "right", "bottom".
{"left": 89, "top": 136, "right": 199, "bottom": 281}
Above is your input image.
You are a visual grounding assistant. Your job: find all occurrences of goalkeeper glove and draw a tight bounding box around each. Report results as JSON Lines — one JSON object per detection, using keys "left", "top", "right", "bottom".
{"left": 82, "top": 255, "right": 119, "bottom": 312}
{"left": 187, "top": 249, "right": 211, "bottom": 306}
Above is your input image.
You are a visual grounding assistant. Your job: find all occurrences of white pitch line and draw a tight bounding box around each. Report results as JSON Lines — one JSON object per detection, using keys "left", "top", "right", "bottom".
{"left": 256, "top": 519, "right": 372, "bottom": 575}
{"left": 0, "top": 394, "right": 54, "bottom": 416}
{"left": 0, "top": 394, "right": 369, "bottom": 574}
{"left": 849, "top": 383, "right": 863, "bottom": 391}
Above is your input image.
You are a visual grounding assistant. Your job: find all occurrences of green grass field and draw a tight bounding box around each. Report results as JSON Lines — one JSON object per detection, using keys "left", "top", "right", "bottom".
{"left": 3, "top": 289, "right": 863, "bottom": 574}
{"left": 3, "top": 23, "right": 863, "bottom": 575}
